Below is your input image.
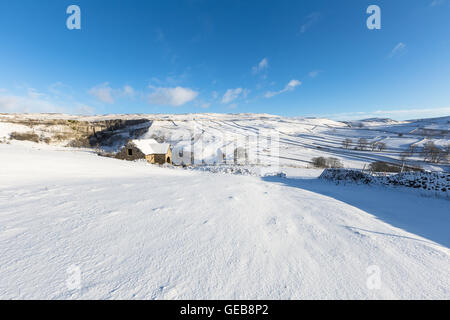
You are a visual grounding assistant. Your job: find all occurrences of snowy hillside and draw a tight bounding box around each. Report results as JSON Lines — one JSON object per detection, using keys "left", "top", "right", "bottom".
{"left": 0, "top": 113, "right": 449, "bottom": 299}
{"left": 1, "top": 113, "right": 449, "bottom": 171}
{"left": 0, "top": 143, "right": 449, "bottom": 299}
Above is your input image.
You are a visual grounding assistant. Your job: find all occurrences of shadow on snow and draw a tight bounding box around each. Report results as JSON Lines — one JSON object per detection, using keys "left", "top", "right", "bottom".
{"left": 262, "top": 176, "right": 450, "bottom": 248}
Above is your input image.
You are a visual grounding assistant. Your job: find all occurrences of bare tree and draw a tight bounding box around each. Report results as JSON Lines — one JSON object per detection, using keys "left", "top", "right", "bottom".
{"left": 312, "top": 157, "right": 343, "bottom": 168}
{"left": 399, "top": 151, "right": 411, "bottom": 172}
{"left": 377, "top": 142, "right": 387, "bottom": 152}
{"left": 370, "top": 141, "right": 379, "bottom": 151}
{"left": 327, "top": 157, "right": 344, "bottom": 168}
{"left": 342, "top": 138, "right": 352, "bottom": 149}
{"left": 444, "top": 144, "right": 450, "bottom": 163}
{"left": 311, "top": 157, "right": 327, "bottom": 168}
{"left": 422, "top": 141, "right": 445, "bottom": 163}
{"left": 358, "top": 138, "right": 369, "bottom": 151}
{"left": 409, "top": 144, "right": 417, "bottom": 155}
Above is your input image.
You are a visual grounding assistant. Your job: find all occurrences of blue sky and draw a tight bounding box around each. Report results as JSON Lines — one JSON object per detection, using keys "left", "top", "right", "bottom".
{"left": 0, "top": 0, "right": 449, "bottom": 120}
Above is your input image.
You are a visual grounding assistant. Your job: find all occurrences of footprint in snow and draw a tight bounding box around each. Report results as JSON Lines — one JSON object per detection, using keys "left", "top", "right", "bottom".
{"left": 152, "top": 284, "right": 178, "bottom": 300}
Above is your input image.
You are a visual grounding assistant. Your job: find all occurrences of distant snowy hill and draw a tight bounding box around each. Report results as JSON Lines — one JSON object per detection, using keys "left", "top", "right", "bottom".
{"left": 1, "top": 113, "right": 449, "bottom": 171}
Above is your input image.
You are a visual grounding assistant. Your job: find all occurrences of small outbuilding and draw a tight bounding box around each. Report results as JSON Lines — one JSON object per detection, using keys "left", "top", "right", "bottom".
{"left": 116, "top": 139, "right": 172, "bottom": 165}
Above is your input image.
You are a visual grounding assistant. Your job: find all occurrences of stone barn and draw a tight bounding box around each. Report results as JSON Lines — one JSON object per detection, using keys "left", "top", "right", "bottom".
{"left": 116, "top": 139, "right": 172, "bottom": 165}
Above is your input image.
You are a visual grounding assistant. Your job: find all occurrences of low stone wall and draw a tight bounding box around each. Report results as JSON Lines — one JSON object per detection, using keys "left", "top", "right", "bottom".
{"left": 320, "top": 169, "right": 450, "bottom": 196}
{"left": 186, "top": 165, "right": 287, "bottom": 177}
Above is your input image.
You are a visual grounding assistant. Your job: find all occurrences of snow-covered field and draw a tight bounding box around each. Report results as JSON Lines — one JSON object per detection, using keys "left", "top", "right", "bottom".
{"left": 1, "top": 113, "right": 449, "bottom": 171}
{"left": 142, "top": 114, "right": 449, "bottom": 170}
{"left": 1, "top": 143, "right": 449, "bottom": 299}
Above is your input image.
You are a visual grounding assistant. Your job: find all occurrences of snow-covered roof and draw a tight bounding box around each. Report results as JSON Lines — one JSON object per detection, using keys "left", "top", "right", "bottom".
{"left": 130, "top": 139, "right": 170, "bottom": 155}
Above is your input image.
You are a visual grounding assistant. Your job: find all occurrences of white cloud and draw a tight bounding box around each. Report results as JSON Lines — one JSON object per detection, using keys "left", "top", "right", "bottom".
{"left": 27, "top": 88, "right": 45, "bottom": 99}
{"left": 89, "top": 83, "right": 115, "bottom": 104}
{"left": 252, "top": 58, "right": 269, "bottom": 74}
{"left": 431, "top": 0, "right": 446, "bottom": 7}
{"left": 265, "top": 79, "right": 301, "bottom": 98}
{"left": 48, "top": 82, "right": 64, "bottom": 95}
{"left": 0, "top": 93, "right": 94, "bottom": 115}
{"left": 48, "top": 82, "right": 73, "bottom": 99}
{"left": 288, "top": 79, "right": 302, "bottom": 87}
{"left": 316, "top": 107, "right": 450, "bottom": 121}
{"left": 388, "top": 42, "right": 406, "bottom": 58}
{"left": 0, "top": 95, "right": 60, "bottom": 113}
{"left": 300, "top": 13, "right": 321, "bottom": 34}
{"left": 88, "top": 83, "right": 136, "bottom": 103}
{"left": 221, "top": 88, "right": 249, "bottom": 104}
{"left": 0, "top": 83, "right": 97, "bottom": 115}
{"left": 309, "top": 70, "right": 321, "bottom": 78}
{"left": 74, "top": 104, "right": 95, "bottom": 115}
{"left": 148, "top": 86, "right": 198, "bottom": 107}
{"left": 155, "top": 28, "right": 165, "bottom": 42}
{"left": 122, "top": 85, "right": 135, "bottom": 98}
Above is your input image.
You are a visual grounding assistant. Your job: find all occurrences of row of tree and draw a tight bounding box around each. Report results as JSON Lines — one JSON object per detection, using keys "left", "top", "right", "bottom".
{"left": 421, "top": 141, "right": 449, "bottom": 164}
{"left": 342, "top": 138, "right": 449, "bottom": 164}
{"left": 342, "top": 138, "right": 386, "bottom": 152}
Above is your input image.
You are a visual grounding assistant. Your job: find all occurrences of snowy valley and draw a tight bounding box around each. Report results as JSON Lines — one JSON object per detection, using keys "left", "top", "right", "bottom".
{"left": 0, "top": 113, "right": 449, "bottom": 299}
